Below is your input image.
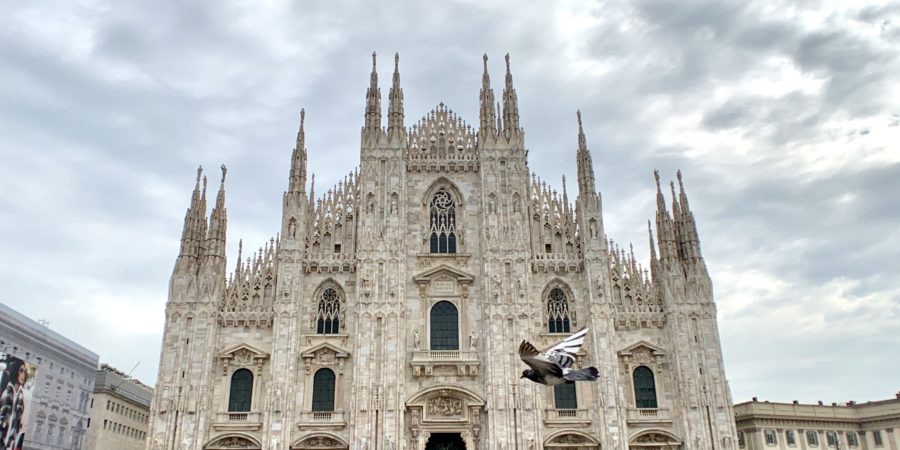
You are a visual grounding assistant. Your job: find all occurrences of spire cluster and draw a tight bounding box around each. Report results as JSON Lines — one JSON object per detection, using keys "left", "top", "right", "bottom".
{"left": 650, "top": 170, "right": 703, "bottom": 266}
{"left": 175, "top": 164, "right": 229, "bottom": 276}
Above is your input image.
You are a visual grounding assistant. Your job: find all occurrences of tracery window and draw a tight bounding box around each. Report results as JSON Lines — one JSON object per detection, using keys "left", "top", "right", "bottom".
{"left": 547, "top": 287, "right": 571, "bottom": 333}
{"left": 316, "top": 287, "right": 341, "bottom": 334}
{"left": 312, "top": 369, "right": 336, "bottom": 412}
{"left": 430, "top": 301, "right": 459, "bottom": 350}
{"left": 633, "top": 366, "right": 658, "bottom": 408}
{"left": 554, "top": 383, "right": 577, "bottom": 409}
{"left": 228, "top": 369, "right": 253, "bottom": 412}
{"left": 429, "top": 190, "right": 457, "bottom": 254}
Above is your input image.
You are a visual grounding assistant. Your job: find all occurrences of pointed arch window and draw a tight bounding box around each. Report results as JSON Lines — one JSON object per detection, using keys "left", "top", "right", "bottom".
{"left": 316, "top": 287, "right": 342, "bottom": 334}
{"left": 429, "top": 190, "right": 457, "bottom": 254}
{"left": 312, "top": 368, "right": 336, "bottom": 412}
{"left": 633, "top": 366, "right": 658, "bottom": 408}
{"left": 228, "top": 369, "right": 253, "bottom": 412}
{"left": 554, "top": 383, "right": 577, "bottom": 409}
{"left": 547, "top": 287, "right": 571, "bottom": 333}
{"left": 430, "top": 301, "right": 459, "bottom": 350}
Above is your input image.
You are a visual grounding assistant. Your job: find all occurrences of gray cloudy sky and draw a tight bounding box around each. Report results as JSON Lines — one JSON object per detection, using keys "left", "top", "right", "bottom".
{"left": 1, "top": 0, "right": 898, "bottom": 404}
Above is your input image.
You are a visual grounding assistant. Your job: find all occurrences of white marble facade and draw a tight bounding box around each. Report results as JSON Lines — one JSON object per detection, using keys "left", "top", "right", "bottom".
{"left": 146, "top": 53, "right": 737, "bottom": 450}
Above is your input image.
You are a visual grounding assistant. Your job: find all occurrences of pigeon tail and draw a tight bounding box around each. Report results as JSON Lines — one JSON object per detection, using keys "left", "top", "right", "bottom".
{"left": 563, "top": 366, "right": 600, "bottom": 382}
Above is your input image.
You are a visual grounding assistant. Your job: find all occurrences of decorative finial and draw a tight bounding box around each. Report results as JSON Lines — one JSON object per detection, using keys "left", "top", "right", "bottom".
{"left": 394, "top": 52, "right": 399, "bottom": 71}
{"left": 505, "top": 53, "right": 510, "bottom": 72}
{"left": 372, "top": 51, "right": 376, "bottom": 69}
{"left": 300, "top": 108, "right": 305, "bottom": 127}
{"left": 220, "top": 164, "right": 227, "bottom": 183}
{"left": 577, "top": 110, "right": 583, "bottom": 128}
{"left": 196, "top": 165, "right": 203, "bottom": 183}
{"left": 653, "top": 169, "right": 661, "bottom": 188}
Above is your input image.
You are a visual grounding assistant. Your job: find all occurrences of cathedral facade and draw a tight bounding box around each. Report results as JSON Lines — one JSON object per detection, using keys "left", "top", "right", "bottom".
{"left": 147, "top": 53, "right": 737, "bottom": 450}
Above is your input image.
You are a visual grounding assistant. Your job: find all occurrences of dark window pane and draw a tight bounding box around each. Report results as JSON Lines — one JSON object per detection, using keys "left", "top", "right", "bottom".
{"left": 430, "top": 233, "right": 439, "bottom": 253}
{"left": 430, "top": 301, "right": 459, "bottom": 350}
{"left": 312, "top": 369, "right": 336, "bottom": 412}
{"left": 554, "top": 383, "right": 577, "bottom": 409}
{"left": 633, "top": 366, "right": 658, "bottom": 408}
{"left": 448, "top": 233, "right": 457, "bottom": 253}
{"left": 228, "top": 369, "right": 253, "bottom": 412}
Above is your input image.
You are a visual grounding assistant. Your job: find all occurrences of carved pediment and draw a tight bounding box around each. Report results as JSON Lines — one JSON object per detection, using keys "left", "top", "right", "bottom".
{"left": 413, "top": 264, "right": 475, "bottom": 298}
{"left": 544, "top": 431, "right": 600, "bottom": 449}
{"left": 634, "top": 432, "right": 681, "bottom": 444}
{"left": 219, "top": 344, "right": 270, "bottom": 371}
{"left": 291, "top": 433, "right": 348, "bottom": 449}
{"left": 412, "top": 264, "right": 475, "bottom": 284}
{"left": 204, "top": 434, "right": 261, "bottom": 449}
{"left": 618, "top": 341, "right": 666, "bottom": 359}
{"left": 300, "top": 342, "right": 350, "bottom": 373}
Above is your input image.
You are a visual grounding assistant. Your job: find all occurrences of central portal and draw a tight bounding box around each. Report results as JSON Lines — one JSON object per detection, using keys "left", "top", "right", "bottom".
{"left": 425, "top": 433, "right": 466, "bottom": 450}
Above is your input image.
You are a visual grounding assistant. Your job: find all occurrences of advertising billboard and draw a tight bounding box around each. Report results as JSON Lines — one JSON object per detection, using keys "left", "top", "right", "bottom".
{"left": 0, "top": 353, "right": 37, "bottom": 450}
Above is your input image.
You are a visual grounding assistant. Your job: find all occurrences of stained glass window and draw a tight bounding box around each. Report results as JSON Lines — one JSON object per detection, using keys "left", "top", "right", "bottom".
{"left": 316, "top": 287, "right": 341, "bottom": 334}
{"left": 430, "top": 301, "right": 459, "bottom": 350}
{"left": 312, "top": 369, "right": 336, "bottom": 412}
{"left": 554, "top": 383, "right": 577, "bottom": 409}
{"left": 633, "top": 366, "right": 658, "bottom": 408}
{"left": 429, "top": 190, "right": 457, "bottom": 254}
{"left": 547, "top": 288, "right": 571, "bottom": 333}
{"left": 228, "top": 369, "right": 253, "bottom": 412}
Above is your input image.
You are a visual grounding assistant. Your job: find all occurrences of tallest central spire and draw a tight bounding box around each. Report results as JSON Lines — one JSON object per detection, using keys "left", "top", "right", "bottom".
{"left": 502, "top": 53, "right": 520, "bottom": 138}
{"left": 364, "top": 51, "right": 382, "bottom": 132}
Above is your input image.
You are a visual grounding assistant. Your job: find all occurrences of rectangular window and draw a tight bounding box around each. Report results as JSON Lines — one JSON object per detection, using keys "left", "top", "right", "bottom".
{"left": 553, "top": 383, "right": 577, "bottom": 409}
{"left": 766, "top": 430, "right": 777, "bottom": 445}
{"left": 874, "top": 430, "right": 883, "bottom": 446}
{"left": 738, "top": 432, "right": 745, "bottom": 448}
{"left": 808, "top": 431, "right": 819, "bottom": 446}
{"left": 826, "top": 432, "right": 838, "bottom": 447}
{"left": 786, "top": 430, "right": 796, "bottom": 446}
{"left": 545, "top": 244, "right": 552, "bottom": 253}
{"left": 334, "top": 244, "right": 341, "bottom": 253}
{"left": 848, "top": 433, "right": 859, "bottom": 447}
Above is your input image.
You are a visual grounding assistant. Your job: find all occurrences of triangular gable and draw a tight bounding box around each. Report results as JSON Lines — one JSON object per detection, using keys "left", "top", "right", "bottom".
{"left": 412, "top": 264, "right": 475, "bottom": 284}
{"left": 300, "top": 342, "right": 350, "bottom": 359}
{"left": 219, "top": 343, "right": 270, "bottom": 360}
{"left": 618, "top": 340, "right": 666, "bottom": 357}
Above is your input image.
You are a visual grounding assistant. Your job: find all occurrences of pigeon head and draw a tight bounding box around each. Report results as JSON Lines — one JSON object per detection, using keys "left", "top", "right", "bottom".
{"left": 521, "top": 369, "right": 535, "bottom": 380}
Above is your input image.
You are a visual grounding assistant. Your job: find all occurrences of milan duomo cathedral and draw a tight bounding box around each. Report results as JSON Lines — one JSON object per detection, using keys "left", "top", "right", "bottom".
{"left": 148, "top": 53, "right": 738, "bottom": 450}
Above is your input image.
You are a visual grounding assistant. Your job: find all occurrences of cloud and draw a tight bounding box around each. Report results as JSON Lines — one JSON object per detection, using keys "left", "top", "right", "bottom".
{"left": 0, "top": 0, "right": 897, "bottom": 405}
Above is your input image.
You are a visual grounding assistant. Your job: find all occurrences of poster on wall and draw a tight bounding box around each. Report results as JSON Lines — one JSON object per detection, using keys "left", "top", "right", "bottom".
{"left": 0, "top": 353, "right": 37, "bottom": 450}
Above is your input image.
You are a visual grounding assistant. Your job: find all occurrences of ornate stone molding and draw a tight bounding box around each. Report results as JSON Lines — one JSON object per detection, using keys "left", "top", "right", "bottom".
{"left": 219, "top": 344, "right": 270, "bottom": 376}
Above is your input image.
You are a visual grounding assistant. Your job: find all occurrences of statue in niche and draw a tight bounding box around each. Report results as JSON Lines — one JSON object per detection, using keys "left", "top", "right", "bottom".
{"left": 413, "top": 329, "right": 421, "bottom": 350}
{"left": 288, "top": 218, "right": 297, "bottom": 239}
{"left": 469, "top": 331, "right": 477, "bottom": 350}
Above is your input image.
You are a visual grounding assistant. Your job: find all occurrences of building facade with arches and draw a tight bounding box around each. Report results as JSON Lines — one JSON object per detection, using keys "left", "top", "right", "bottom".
{"left": 147, "top": 53, "right": 736, "bottom": 450}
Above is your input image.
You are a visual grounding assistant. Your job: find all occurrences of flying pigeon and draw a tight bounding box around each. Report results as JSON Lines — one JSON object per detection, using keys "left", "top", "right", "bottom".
{"left": 519, "top": 327, "right": 599, "bottom": 386}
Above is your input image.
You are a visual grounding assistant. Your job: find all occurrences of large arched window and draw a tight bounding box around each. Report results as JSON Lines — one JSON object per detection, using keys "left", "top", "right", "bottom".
{"left": 312, "top": 368, "right": 336, "bottom": 412}
{"left": 633, "top": 366, "right": 658, "bottom": 408}
{"left": 430, "top": 301, "right": 459, "bottom": 350}
{"left": 429, "top": 190, "right": 457, "bottom": 254}
{"left": 316, "top": 287, "right": 342, "bottom": 334}
{"left": 228, "top": 369, "right": 253, "bottom": 412}
{"left": 554, "top": 383, "right": 577, "bottom": 409}
{"left": 547, "top": 287, "right": 571, "bottom": 333}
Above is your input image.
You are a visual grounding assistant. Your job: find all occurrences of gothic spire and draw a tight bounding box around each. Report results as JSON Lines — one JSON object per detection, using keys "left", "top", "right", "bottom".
{"left": 648, "top": 220, "right": 658, "bottom": 282}
{"left": 387, "top": 52, "right": 405, "bottom": 138}
{"left": 501, "top": 53, "right": 521, "bottom": 138}
{"left": 178, "top": 166, "right": 204, "bottom": 261}
{"left": 364, "top": 51, "right": 381, "bottom": 132}
{"left": 479, "top": 54, "right": 497, "bottom": 135}
{"left": 288, "top": 109, "right": 307, "bottom": 193}
{"left": 575, "top": 111, "right": 597, "bottom": 196}
{"left": 206, "top": 165, "right": 228, "bottom": 261}
{"left": 654, "top": 170, "right": 677, "bottom": 262}
{"left": 676, "top": 170, "right": 703, "bottom": 260}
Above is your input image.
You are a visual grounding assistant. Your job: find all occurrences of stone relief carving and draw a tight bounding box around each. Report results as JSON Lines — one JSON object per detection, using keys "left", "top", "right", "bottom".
{"left": 427, "top": 396, "right": 463, "bottom": 416}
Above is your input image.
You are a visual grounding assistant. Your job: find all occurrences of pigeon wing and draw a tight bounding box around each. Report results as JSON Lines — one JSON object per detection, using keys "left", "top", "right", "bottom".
{"left": 518, "top": 340, "right": 563, "bottom": 377}
{"left": 543, "top": 327, "right": 589, "bottom": 368}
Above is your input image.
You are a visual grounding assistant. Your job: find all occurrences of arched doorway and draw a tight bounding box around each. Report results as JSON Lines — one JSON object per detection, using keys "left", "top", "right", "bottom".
{"left": 426, "top": 433, "right": 466, "bottom": 450}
